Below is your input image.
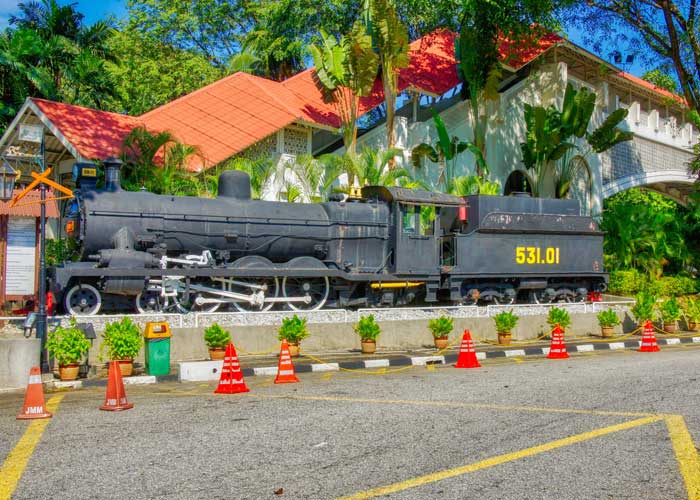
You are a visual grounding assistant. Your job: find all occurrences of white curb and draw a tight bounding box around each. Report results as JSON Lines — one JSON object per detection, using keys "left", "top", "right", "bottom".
{"left": 311, "top": 363, "right": 339, "bottom": 372}
{"left": 505, "top": 349, "right": 526, "bottom": 357}
{"left": 411, "top": 355, "right": 445, "bottom": 366}
{"left": 575, "top": 344, "right": 594, "bottom": 352}
{"left": 364, "top": 359, "right": 390, "bottom": 368}
{"left": 665, "top": 338, "right": 681, "bottom": 345}
{"left": 178, "top": 360, "right": 223, "bottom": 382}
{"left": 476, "top": 352, "right": 486, "bottom": 360}
{"left": 123, "top": 375, "right": 157, "bottom": 385}
{"left": 609, "top": 342, "right": 626, "bottom": 350}
{"left": 253, "top": 366, "right": 278, "bottom": 376}
{"left": 53, "top": 380, "right": 82, "bottom": 389}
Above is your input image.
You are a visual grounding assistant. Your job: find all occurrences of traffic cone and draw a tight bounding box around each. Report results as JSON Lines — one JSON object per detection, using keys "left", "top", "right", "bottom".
{"left": 547, "top": 325, "right": 570, "bottom": 359}
{"left": 455, "top": 330, "right": 481, "bottom": 368}
{"left": 275, "top": 340, "right": 300, "bottom": 384}
{"left": 100, "top": 361, "right": 134, "bottom": 411}
{"left": 639, "top": 320, "right": 660, "bottom": 352}
{"left": 16, "top": 366, "right": 52, "bottom": 420}
{"left": 214, "top": 343, "right": 250, "bottom": 394}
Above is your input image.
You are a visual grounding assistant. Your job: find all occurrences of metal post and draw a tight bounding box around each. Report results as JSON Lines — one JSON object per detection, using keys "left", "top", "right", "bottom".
{"left": 36, "top": 132, "right": 48, "bottom": 373}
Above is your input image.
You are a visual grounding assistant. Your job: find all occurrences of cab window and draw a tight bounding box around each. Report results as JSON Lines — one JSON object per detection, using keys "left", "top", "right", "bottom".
{"left": 402, "top": 205, "right": 417, "bottom": 234}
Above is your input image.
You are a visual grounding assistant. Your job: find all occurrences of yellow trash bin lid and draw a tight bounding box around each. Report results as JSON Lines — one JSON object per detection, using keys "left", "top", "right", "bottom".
{"left": 144, "top": 322, "right": 171, "bottom": 339}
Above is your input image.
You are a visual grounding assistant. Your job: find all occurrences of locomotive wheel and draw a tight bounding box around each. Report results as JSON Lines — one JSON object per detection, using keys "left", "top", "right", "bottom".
{"left": 283, "top": 276, "right": 330, "bottom": 311}
{"left": 65, "top": 283, "right": 102, "bottom": 316}
{"left": 135, "top": 290, "right": 170, "bottom": 314}
{"left": 173, "top": 279, "right": 222, "bottom": 314}
{"left": 227, "top": 256, "right": 279, "bottom": 312}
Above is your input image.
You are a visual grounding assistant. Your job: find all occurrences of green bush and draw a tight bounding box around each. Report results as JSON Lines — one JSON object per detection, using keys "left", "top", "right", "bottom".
{"left": 608, "top": 270, "right": 699, "bottom": 297}
{"left": 596, "top": 309, "right": 620, "bottom": 328}
{"left": 354, "top": 315, "right": 381, "bottom": 341}
{"left": 547, "top": 307, "right": 571, "bottom": 330}
{"left": 277, "top": 315, "right": 309, "bottom": 344}
{"left": 203, "top": 323, "right": 231, "bottom": 349}
{"left": 100, "top": 317, "right": 143, "bottom": 361}
{"left": 493, "top": 311, "right": 519, "bottom": 333}
{"left": 659, "top": 297, "right": 682, "bottom": 323}
{"left": 607, "top": 269, "right": 646, "bottom": 296}
{"left": 631, "top": 291, "right": 657, "bottom": 323}
{"left": 683, "top": 297, "right": 700, "bottom": 323}
{"left": 428, "top": 316, "right": 453, "bottom": 338}
{"left": 46, "top": 319, "right": 91, "bottom": 366}
{"left": 653, "top": 276, "right": 699, "bottom": 297}
{"left": 46, "top": 238, "right": 80, "bottom": 267}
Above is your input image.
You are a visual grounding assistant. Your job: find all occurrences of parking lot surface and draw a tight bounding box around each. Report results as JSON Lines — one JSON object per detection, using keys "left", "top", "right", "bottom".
{"left": 2, "top": 345, "right": 700, "bottom": 499}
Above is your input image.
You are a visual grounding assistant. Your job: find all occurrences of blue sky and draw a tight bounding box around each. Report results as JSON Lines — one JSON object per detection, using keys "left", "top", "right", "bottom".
{"left": 0, "top": 0, "right": 650, "bottom": 77}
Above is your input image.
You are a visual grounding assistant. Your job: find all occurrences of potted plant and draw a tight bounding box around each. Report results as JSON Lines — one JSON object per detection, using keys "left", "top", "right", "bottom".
{"left": 101, "top": 317, "right": 144, "bottom": 377}
{"left": 659, "top": 297, "right": 682, "bottom": 333}
{"left": 493, "top": 310, "right": 519, "bottom": 345}
{"left": 277, "top": 315, "right": 309, "bottom": 357}
{"left": 596, "top": 309, "right": 620, "bottom": 338}
{"left": 46, "top": 320, "right": 91, "bottom": 381}
{"left": 631, "top": 291, "right": 656, "bottom": 326}
{"left": 683, "top": 297, "right": 700, "bottom": 331}
{"left": 203, "top": 323, "right": 231, "bottom": 360}
{"left": 428, "top": 315, "right": 453, "bottom": 349}
{"left": 547, "top": 307, "right": 571, "bottom": 331}
{"left": 354, "top": 315, "right": 381, "bottom": 354}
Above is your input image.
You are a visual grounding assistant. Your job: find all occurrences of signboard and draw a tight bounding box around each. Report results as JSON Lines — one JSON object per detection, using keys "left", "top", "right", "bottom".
{"left": 19, "top": 124, "right": 43, "bottom": 143}
{"left": 5, "top": 217, "right": 36, "bottom": 296}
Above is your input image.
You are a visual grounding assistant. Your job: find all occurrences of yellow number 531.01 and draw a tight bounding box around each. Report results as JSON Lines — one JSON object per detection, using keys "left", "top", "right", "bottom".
{"left": 515, "top": 246, "right": 560, "bottom": 265}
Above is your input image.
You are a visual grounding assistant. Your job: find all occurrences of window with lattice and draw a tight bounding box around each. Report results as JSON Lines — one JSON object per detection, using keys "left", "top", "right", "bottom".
{"left": 283, "top": 127, "right": 309, "bottom": 156}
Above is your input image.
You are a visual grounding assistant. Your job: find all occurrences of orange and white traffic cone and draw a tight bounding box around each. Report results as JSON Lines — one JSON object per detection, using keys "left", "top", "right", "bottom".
{"left": 275, "top": 340, "right": 300, "bottom": 384}
{"left": 16, "top": 366, "right": 52, "bottom": 420}
{"left": 214, "top": 343, "right": 250, "bottom": 394}
{"left": 455, "top": 330, "right": 481, "bottom": 368}
{"left": 547, "top": 325, "right": 570, "bottom": 359}
{"left": 639, "top": 320, "right": 660, "bottom": 352}
{"left": 100, "top": 361, "right": 134, "bottom": 411}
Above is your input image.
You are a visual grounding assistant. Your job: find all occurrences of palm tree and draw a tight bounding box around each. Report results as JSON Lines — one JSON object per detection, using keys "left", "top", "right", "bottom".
{"left": 411, "top": 109, "right": 486, "bottom": 191}
{"left": 0, "top": 28, "right": 56, "bottom": 130}
{"left": 520, "top": 84, "right": 633, "bottom": 198}
{"left": 290, "top": 154, "right": 343, "bottom": 202}
{"left": 207, "top": 156, "right": 278, "bottom": 199}
{"left": 120, "top": 126, "right": 202, "bottom": 195}
{"left": 366, "top": 0, "right": 410, "bottom": 163}
{"left": 346, "top": 147, "right": 412, "bottom": 187}
{"left": 311, "top": 23, "right": 379, "bottom": 157}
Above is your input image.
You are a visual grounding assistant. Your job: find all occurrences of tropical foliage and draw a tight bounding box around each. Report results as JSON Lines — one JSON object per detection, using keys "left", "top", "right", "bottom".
{"left": 428, "top": 316, "right": 453, "bottom": 338}
{"left": 203, "top": 323, "right": 231, "bottom": 349}
{"left": 520, "top": 83, "right": 632, "bottom": 197}
{"left": 354, "top": 314, "right": 382, "bottom": 341}
{"left": 311, "top": 25, "right": 378, "bottom": 157}
{"left": 596, "top": 309, "right": 620, "bottom": 328}
{"left": 46, "top": 319, "right": 91, "bottom": 366}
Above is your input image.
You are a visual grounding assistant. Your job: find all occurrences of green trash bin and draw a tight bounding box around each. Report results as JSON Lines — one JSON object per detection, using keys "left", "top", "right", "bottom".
{"left": 144, "top": 322, "right": 171, "bottom": 376}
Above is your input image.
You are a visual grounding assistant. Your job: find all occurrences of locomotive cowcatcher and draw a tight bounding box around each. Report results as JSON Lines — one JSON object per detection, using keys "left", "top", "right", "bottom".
{"left": 50, "top": 158, "right": 607, "bottom": 315}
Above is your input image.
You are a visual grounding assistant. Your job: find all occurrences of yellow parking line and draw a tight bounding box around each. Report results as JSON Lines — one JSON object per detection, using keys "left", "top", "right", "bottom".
{"left": 337, "top": 416, "right": 662, "bottom": 500}
{"left": 0, "top": 395, "right": 64, "bottom": 500}
{"left": 255, "top": 394, "right": 657, "bottom": 417}
{"left": 665, "top": 415, "right": 700, "bottom": 499}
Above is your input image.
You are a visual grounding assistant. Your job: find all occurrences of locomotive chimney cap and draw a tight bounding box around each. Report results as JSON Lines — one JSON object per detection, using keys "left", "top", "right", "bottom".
{"left": 103, "top": 157, "right": 123, "bottom": 192}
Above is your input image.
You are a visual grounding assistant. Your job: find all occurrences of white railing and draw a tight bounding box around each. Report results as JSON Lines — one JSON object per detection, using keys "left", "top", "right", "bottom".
{"left": 0, "top": 300, "right": 635, "bottom": 332}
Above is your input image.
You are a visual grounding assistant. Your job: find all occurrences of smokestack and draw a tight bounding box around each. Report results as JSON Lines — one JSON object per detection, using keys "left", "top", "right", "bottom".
{"left": 103, "top": 157, "right": 123, "bottom": 192}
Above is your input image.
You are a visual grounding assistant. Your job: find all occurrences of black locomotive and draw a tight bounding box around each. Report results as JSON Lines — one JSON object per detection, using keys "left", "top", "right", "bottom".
{"left": 50, "top": 158, "right": 607, "bottom": 315}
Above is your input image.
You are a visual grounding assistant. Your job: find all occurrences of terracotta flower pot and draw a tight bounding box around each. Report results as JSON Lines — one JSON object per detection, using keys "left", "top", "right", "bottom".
{"left": 689, "top": 321, "right": 700, "bottom": 332}
{"left": 601, "top": 326, "right": 615, "bottom": 338}
{"left": 288, "top": 343, "right": 300, "bottom": 357}
{"left": 361, "top": 339, "right": 376, "bottom": 354}
{"left": 433, "top": 336, "right": 449, "bottom": 350}
{"left": 117, "top": 359, "right": 133, "bottom": 377}
{"left": 497, "top": 332, "right": 511, "bottom": 345}
{"left": 663, "top": 322, "right": 678, "bottom": 333}
{"left": 58, "top": 363, "right": 80, "bottom": 381}
{"left": 209, "top": 348, "right": 226, "bottom": 360}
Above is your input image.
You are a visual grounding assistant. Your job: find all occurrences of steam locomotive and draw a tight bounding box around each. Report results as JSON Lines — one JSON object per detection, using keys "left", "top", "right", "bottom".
{"left": 49, "top": 158, "right": 607, "bottom": 315}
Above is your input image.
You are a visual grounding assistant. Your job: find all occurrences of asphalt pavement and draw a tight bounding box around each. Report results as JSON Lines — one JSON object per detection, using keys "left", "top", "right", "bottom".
{"left": 2, "top": 345, "right": 700, "bottom": 499}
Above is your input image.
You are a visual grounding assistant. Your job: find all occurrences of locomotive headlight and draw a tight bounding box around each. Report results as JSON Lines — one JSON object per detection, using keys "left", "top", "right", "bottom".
{"left": 65, "top": 220, "right": 75, "bottom": 234}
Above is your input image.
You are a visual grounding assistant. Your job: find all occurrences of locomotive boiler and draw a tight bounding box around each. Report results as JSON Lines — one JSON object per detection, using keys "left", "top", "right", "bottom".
{"left": 50, "top": 158, "right": 607, "bottom": 315}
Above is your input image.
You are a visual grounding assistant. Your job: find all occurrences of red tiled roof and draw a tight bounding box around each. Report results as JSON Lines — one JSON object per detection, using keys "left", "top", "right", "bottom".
{"left": 615, "top": 71, "right": 686, "bottom": 105}
{"left": 31, "top": 98, "right": 142, "bottom": 161}
{"left": 0, "top": 188, "right": 59, "bottom": 218}
{"left": 26, "top": 29, "right": 686, "bottom": 172}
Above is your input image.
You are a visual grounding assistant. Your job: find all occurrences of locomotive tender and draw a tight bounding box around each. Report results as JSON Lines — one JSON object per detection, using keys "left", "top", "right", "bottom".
{"left": 50, "top": 158, "right": 607, "bottom": 315}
